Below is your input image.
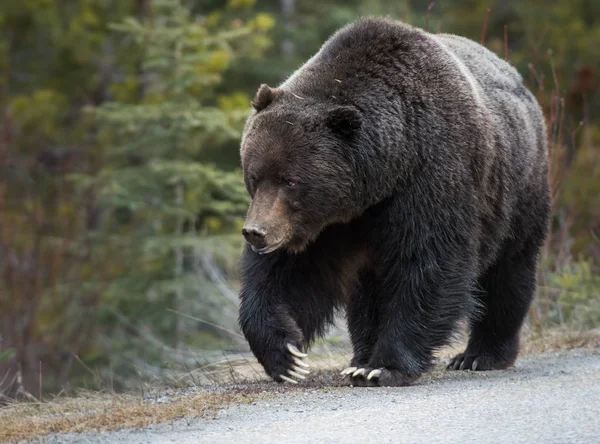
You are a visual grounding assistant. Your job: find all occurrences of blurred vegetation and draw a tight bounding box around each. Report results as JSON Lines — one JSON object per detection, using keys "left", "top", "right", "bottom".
{"left": 0, "top": 0, "right": 598, "bottom": 396}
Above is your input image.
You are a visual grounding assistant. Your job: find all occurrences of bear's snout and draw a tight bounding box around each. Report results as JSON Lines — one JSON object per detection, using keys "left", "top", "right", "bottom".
{"left": 242, "top": 224, "right": 267, "bottom": 249}
{"left": 243, "top": 190, "right": 292, "bottom": 253}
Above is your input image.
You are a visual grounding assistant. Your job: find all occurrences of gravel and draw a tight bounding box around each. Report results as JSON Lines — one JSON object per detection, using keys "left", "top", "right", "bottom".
{"left": 41, "top": 348, "right": 600, "bottom": 444}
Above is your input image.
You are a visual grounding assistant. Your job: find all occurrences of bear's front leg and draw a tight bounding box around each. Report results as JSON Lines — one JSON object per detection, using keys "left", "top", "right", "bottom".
{"left": 238, "top": 245, "right": 337, "bottom": 384}
{"left": 340, "top": 270, "right": 380, "bottom": 383}
{"left": 238, "top": 296, "right": 311, "bottom": 384}
{"left": 348, "top": 251, "right": 476, "bottom": 387}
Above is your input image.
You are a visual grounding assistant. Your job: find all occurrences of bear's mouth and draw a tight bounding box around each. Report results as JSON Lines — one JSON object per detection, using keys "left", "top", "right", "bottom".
{"left": 251, "top": 240, "right": 283, "bottom": 255}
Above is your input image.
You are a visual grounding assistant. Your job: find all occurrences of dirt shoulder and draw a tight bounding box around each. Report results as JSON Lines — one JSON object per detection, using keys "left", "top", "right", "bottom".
{"left": 2, "top": 328, "right": 599, "bottom": 443}
{"left": 43, "top": 347, "right": 600, "bottom": 444}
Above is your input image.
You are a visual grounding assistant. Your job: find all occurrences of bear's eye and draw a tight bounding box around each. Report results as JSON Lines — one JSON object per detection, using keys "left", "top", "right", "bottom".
{"left": 246, "top": 174, "right": 259, "bottom": 196}
{"left": 278, "top": 176, "right": 296, "bottom": 188}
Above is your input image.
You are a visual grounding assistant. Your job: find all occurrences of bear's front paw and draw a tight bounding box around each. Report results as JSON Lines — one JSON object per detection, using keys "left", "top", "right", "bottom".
{"left": 341, "top": 366, "right": 418, "bottom": 387}
{"left": 262, "top": 343, "right": 311, "bottom": 384}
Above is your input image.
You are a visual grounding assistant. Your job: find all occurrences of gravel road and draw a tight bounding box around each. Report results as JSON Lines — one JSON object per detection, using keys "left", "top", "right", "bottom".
{"left": 44, "top": 348, "right": 600, "bottom": 444}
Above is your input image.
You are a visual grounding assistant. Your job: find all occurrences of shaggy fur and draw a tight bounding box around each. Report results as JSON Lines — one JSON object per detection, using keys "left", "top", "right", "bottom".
{"left": 237, "top": 17, "right": 551, "bottom": 386}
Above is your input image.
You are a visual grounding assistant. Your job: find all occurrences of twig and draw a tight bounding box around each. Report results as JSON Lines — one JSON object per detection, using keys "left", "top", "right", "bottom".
{"left": 197, "top": 251, "right": 240, "bottom": 306}
{"left": 548, "top": 50, "right": 560, "bottom": 92}
{"left": 39, "top": 361, "right": 42, "bottom": 403}
{"left": 481, "top": 8, "right": 491, "bottom": 45}
{"left": 110, "top": 358, "right": 114, "bottom": 394}
{"left": 571, "top": 121, "right": 584, "bottom": 153}
{"left": 426, "top": 2, "right": 435, "bottom": 32}
{"left": 504, "top": 25, "right": 508, "bottom": 60}
{"left": 16, "top": 366, "right": 37, "bottom": 402}
{"left": 221, "top": 350, "right": 240, "bottom": 385}
{"left": 166, "top": 309, "right": 245, "bottom": 339}
{"left": 72, "top": 354, "right": 99, "bottom": 382}
{"left": 528, "top": 63, "right": 545, "bottom": 106}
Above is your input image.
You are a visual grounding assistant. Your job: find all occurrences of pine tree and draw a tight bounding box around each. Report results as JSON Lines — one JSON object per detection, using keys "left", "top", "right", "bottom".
{"left": 85, "top": 0, "right": 272, "bottom": 383}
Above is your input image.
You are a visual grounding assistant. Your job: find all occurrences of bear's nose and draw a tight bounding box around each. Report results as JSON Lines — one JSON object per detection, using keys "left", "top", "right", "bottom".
{"left": 242, "top": 225, "right": 267, "bottom": 249}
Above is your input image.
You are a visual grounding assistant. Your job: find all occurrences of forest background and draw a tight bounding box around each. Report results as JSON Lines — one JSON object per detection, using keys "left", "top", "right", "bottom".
{"left": 1, "top": 0, "right": 599, "bottom": 396}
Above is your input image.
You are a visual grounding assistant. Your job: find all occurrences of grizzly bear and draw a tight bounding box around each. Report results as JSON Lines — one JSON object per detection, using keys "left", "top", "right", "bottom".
{"left": 237, "top": 17, "right": 551, "bottom": 387}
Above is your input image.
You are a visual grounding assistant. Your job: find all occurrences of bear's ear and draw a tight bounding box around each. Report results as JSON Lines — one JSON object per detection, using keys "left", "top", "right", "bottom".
{"left": 326, "top": 106, "right": 362, "bottom": 139}
{"left": 251, "top": 83, "right": 277, "bottom": 112}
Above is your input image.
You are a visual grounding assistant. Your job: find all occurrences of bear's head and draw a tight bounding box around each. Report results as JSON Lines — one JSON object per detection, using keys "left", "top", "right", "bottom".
{"left": 240, "top": 83, "right": 363, "bottom": 254}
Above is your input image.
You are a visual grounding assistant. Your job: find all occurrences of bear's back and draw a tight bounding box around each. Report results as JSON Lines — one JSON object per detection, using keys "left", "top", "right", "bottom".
{"left": 283, "top": 17, "right": 498, "bottom": 131}
{"left": 433, "top": 33, "right": 548, "bottom": 185}
{"left": 432, "top": 33, "right": 526, "bottom": 101}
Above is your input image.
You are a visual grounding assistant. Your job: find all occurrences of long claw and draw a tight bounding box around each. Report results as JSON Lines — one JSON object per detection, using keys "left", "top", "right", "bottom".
{"left": 367, "top": 369, "right": 382, "bottom": 380}
{"left": 352, "top": 368, "right": 366, "bottom": 377}
{"left": 287, "top": 343, "right": 308, "bottom": 358}
{"left": 288, "top": 370, "right": 306, "bottom": 380}
{"left": 340, "top": 366, "right": 357, "bottom": 376}
{"left": 293, "top": 357, "right": 310, "bottom": 368}
{"left": 472, "top": 358, "right": 479, "bottom": 371}
{"left": 280, "top": 375, "right": 298, "bottom": 384}
{"left": 292, "top": 366, "right": 310, "bottom": 375}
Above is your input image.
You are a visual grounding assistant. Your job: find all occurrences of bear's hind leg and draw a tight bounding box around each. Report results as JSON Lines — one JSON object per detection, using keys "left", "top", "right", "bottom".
{"left": 448, "top": 237, "right": 542, "bottom": 371}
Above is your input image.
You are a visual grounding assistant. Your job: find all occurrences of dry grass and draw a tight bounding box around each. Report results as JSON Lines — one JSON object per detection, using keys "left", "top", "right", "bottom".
{"left": 521, "top": 326, "right": 600, "bottom": 354}
{"left": 0, "top": 388, "right": 259, "bottom": 443}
